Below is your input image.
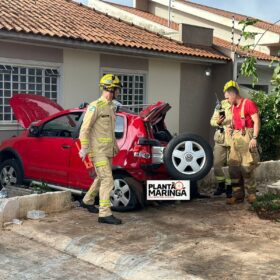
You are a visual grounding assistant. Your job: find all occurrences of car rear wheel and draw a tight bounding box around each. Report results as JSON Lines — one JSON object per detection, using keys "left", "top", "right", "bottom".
{"left": 164, "top": 133, "right": 213, "bottom": 181}
{"left": 0, "top": 159, "right": 23, "bottom": 190}
{"left": 110, "top": 174, "right": 138, "bottom": 212}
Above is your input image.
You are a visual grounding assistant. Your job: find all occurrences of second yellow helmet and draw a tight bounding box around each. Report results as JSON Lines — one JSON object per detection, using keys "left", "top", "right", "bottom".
{"left": 223, "top": 80, "right": 239, "bottom": 93}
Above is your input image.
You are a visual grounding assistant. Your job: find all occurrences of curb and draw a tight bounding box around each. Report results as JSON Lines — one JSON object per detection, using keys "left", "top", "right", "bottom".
{"left": 265, "top": 180, "right": 280, "bottom": 195}
{"left": 0, "top": 191, "right": 72, "bottom": 227}
{"left": 10, "top": 225, "right": 198, "bottom": 280}
{"left": 199, "top": 160, "right": 280, "bottom": 187}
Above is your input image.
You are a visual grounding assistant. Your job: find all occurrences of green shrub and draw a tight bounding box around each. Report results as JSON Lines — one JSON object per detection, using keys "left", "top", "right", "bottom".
{"left": 237, "top": 20, "right": 280, "bottom": 161}
{"left": 252, "top": 193, "right": 280, "bottom": 211}
{"left": 250, "top": 90, "right": 280, "bottom": 161}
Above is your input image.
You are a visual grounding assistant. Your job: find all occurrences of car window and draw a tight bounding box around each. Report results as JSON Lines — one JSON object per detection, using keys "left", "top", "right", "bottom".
{"left": 115, "top": 116, "right": 124, "bottom": 140}
{"left": 40, "top": 112, "right": 83, "bottom": 138}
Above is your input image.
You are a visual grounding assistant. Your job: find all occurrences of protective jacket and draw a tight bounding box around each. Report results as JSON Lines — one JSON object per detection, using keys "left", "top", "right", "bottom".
{"left": 210, "top": 99, "right": 232, "bottom": 146}
{"left": 79, "top": 96, "right": 118, "bottom": 157}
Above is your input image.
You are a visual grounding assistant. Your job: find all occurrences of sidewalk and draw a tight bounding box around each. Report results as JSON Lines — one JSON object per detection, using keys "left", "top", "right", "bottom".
{"left": 0, "top": 231, "right": 122, "bottom": 280}
{"left": 7, "top": 198, "right": 280, "bottom": 280}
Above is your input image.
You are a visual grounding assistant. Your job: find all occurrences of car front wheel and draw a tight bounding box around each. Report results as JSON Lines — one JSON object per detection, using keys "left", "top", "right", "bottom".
{"left": 0, "top": 159, "right": 23, "bottom": 190}
{"left": 164, "top": 133, "right": 213, "bottom": 181}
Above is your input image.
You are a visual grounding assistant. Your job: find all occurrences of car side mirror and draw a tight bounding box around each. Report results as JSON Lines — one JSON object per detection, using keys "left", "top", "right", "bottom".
{"left": 29, "top": 125, "right": 40, "bottom": 137}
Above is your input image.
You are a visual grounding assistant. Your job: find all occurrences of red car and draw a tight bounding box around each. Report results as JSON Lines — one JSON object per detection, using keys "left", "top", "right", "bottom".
{"left": 0, "top": 94, "right": 213, "bottom": 210}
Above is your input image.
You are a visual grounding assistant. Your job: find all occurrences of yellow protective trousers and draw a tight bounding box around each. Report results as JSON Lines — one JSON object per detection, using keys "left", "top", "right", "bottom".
{"left": 213, "top": 143, "right": 230, "bottom": 184}
{"left": 228, "top": 129, "right": 259, "bottom": 197}
{"left": 83, "top": 156, "right": 114, "bottom": 217}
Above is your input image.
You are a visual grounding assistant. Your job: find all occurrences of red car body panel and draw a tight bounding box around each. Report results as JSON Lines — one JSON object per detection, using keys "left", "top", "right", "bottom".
{"left": 139, "top": 101, "right": 170, "bottom": 124}
{"left": 10, "top": 94, "right": 64, "bottom": 128}
{"left": 0, "top": 94, "right": 170, "bottom": 191}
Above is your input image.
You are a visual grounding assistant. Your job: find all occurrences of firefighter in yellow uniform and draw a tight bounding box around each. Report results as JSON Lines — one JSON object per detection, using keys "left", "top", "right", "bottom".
{"left": 224, "top": 80, "right": 260, "bottom": 205}
{"left": 79, "top": 74, "right": 122, "bottom": 225}
{"left": 210, "top": 99, "right": 232, "bottom": 197}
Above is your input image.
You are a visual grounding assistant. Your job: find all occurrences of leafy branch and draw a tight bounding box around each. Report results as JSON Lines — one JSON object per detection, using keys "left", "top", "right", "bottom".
{"left": 237, "top": 18, "right": 280, "bottom": 87}
{"left": 239, "top": 18, "right": 259, "bottom": 26}
{"left": 238, "top": 18, "right": 280, "bottom": 160}
{"left": 242, "top": 31, "right": 259, "bottom": 40}
{"left": 240, "top": 56, "right": 258, "bottom": 86}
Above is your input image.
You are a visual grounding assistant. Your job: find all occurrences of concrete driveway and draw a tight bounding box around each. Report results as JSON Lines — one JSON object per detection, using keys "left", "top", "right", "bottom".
{"left": 0, "top": 231, "right": 122, "bottom": 280}
{"left": 5, "top": 197, "right": 280, "bottom": 280}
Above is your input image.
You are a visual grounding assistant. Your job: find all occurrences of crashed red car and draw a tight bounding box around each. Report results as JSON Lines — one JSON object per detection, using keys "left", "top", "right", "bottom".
{"left": 0, "top": 94, "right": 213, "bottom": 210}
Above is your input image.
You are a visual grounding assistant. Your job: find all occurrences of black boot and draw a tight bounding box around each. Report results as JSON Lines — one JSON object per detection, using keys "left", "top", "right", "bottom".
{"left": 98, "top": 215, "right": 122, "bottom": 225}
{"left": 190, "top": 181, "right": 210, "bottom": 199}
{"left": 80, "top": 201, "right": 99, "bottom": 213}
{"left": 225, "top": 185, "right": 232, "bottom": 198}
{"left": 214, "top": 182, "right": 226, "bottom": 196}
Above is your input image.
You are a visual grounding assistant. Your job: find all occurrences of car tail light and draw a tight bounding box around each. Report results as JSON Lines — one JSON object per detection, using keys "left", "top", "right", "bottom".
{"left": 133, "top": 144, "right": 151, "bottom": 164}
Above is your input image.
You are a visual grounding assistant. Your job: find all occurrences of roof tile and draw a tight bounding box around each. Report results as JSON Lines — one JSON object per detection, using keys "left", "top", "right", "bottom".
{"left": 0, "top": 0, "right": 228, "bottom": 60}
{"left": 180, "top": 0, "right": 280, "bottom": 34}
{"left": 112, "top": 2, "right": 278, "bottom": 61}
{"left": 213, "top": 37, "right": 279, "bottom": 61}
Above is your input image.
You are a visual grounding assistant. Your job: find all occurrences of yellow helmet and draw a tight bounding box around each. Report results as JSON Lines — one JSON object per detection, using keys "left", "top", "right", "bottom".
{"left": 100, "top": 74, "right": 122, "bottom": 91}
{"left": 223, "top": 80, "right": 239, "bottom": 93}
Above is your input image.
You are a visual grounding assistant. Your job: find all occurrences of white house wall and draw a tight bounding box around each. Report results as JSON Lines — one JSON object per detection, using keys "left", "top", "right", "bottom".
{"left": 100, "top": 53, "right": 148, "bottom": 71}
{"left": 180, "top": 63, "right": 214, "bottom": 140}
{"left": 62, "top": 48, "right": 100, "bottom": 108}
{"left": 237, "top": 64, "right": 274, "bottom": 91}
{"left": 0, "top": 41, "right": 63, "bottom": 63}
{"left": 0, "top": 41, "right": 229, "bottom": 142}
{"left": 148, "top": 59, "right": 181, "bottom": 134}
{"left": 149, "top": 2, "right": 243, "bottom": 44}
{"left": 88, "top": 0, "right": 174, "bottom": 35}
{"left": 149, "top": 1, "right": 276, "bottom": 55}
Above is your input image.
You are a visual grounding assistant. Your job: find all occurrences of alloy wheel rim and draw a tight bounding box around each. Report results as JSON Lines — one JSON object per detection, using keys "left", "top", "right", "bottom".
{"left": 0, "top": 166, "right": 17, "bottom": 187}
{"left": 171, "top": 140, "right": 206, "bottom": 175}
{"left": 110, "top": 179, "right": 131, "bottom": 207}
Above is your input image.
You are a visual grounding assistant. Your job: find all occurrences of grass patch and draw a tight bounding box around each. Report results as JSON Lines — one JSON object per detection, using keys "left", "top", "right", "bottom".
{"left": 29, "top": 182, "right": 53, "bottom": 194}
{"left": 252, "top": 193, "right": 280, "bottom": 221}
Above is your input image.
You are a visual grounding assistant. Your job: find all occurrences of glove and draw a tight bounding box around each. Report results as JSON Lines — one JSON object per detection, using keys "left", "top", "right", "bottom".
{"left": 79, "top": 147, "right": 88, "bottom": 161}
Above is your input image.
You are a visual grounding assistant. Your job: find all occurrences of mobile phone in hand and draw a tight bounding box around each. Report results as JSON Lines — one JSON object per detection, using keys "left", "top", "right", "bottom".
{"left": 219, "top": 111, "right": 225, "bottom": 118}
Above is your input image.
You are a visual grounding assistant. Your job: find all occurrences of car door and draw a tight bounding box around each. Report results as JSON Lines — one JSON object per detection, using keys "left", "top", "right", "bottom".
{"left": 25, "top": 111, "right": 83, "bottom": 186}
{"left": 68, "top": 114, "right": 127, "bottom": 190}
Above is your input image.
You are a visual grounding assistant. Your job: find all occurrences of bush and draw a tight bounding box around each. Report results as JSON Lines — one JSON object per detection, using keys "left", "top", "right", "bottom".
{"left": 237, "top": 20, "right": 280, "bottom": 161}
{"left": 250, "top": 90, "right": 280, "bottom": 161}
{"left": 252, "top": 193, "right": 280, "bottom": 220}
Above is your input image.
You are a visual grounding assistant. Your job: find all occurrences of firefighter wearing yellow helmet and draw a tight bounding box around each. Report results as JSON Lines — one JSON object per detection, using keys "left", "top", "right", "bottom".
{"left": 79, "top": 74, "right": 122, "bottom": 224}
{"left": 223, "top": 80, "right": 260, "bottom": 205}
{"left": 210, "top": 97, "right": 232, "bottom": 197}
{"left": 223, "top": 80, "right": 239, "bottom": 93}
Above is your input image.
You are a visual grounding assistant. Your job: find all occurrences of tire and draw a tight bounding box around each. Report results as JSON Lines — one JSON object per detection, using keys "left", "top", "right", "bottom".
{"left": 0, "top": 159, "right": 24, "bottom": 190}
{"left": 110, "top": 174, "right": 138, "bottom": 212}
{"left": 164, "top": 133, "right": 213, "bottom": 181}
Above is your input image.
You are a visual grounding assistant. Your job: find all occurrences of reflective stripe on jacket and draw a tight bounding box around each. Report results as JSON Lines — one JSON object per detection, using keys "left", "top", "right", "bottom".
{"left": 79, "top": 96, "right": 117, "bottom": 157}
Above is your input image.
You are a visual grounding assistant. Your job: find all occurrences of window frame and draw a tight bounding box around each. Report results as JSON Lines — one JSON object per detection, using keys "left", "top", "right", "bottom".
{"left": 0, "top": 57, "right": 62, "bottom": 128}
{"left": 241, "top": 84, "right": 269, "bottom": 93}
{"left": 100, "top": 68, "right": 147, "bottom": 112}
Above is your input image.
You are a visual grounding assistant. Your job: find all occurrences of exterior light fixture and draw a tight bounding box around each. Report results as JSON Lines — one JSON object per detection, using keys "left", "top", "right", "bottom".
{"left": 205, "top": 67, "right": 211, "bottom": 77}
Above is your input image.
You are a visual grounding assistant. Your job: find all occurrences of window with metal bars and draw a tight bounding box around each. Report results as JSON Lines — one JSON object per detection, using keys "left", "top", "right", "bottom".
{"left": 103, "top": 72, "right": 146, "bottom": 113}
{"left": 0, "top": 64, "right": 59, "bottom": 123}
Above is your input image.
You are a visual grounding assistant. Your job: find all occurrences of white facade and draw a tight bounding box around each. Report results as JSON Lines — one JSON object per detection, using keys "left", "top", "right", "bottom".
{"left": 148, "top": 59, "right": 181, "bottom": 134}
{"left": 62, "top": 49, "right": 100, "bottom": 108}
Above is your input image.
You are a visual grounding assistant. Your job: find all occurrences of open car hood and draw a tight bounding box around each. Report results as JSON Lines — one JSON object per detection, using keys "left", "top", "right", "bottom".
{"left": 139, "top": 102, "right": 171, "bottom": 125}
{"left": 10, "top": 94, "right": 64, "bottom": 129}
